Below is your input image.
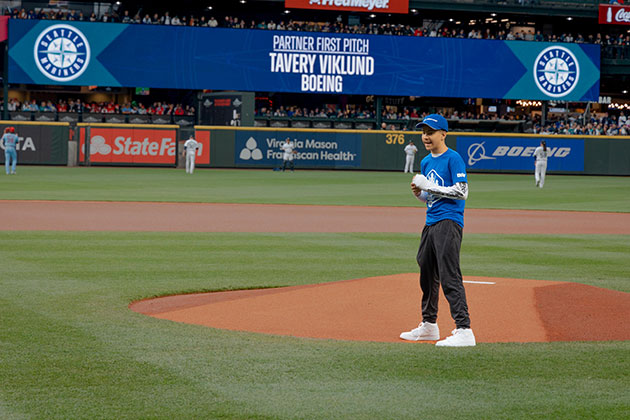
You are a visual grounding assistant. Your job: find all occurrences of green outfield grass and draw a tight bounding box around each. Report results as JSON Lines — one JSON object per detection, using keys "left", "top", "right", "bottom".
{"left": 0, "top": 231, "right": 629, "bottom": 419}
{"left": 2, "top": 166, "right": 629, "bottom": 212}
{"left": 1, "top": 167, "right": 629, "bottom": 419}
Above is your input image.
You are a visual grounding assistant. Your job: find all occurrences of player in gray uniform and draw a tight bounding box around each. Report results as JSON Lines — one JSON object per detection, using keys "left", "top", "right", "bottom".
{"left": 281, "top": 137, "right": 296, "bottom": 172}
{"left": 403, "top": 141, "right": 418, "bottom": 173}
{"left": 533, "top": 140, "right": 548, "bottom": 188}
{"left": 2, "top": 127, "right": 19, "bottom": 175}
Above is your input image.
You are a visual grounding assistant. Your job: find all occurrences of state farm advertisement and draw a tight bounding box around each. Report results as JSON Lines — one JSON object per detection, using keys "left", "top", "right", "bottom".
{"left": 79, "top": 127, "right": 209, "bottom": 165}
{"left": 285, "top": 0, "right": 408, "bottom": 14}
{"left": 599, "top": 4, "right": 630, "bottom": 25}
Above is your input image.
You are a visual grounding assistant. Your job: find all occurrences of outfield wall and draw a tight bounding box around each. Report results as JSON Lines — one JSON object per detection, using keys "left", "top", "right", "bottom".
{"left": 0, "top": 121, "right": 69, "bottom": 165}
{"left": 76, "top": 123, "right": 184, "bottom": 166}
{"left": 4, "top": 123, "right": 627, "bottom": 175}
{"left": 195, "top": 126, "right": 630, "bottom": 176}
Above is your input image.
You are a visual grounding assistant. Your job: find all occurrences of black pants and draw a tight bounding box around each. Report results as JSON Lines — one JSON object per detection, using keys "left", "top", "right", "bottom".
{"left": 416, "top": 219, "right": 471, "bottom": 329}
{"left": 282, "top": 159, "right": 295, "bottom": 171}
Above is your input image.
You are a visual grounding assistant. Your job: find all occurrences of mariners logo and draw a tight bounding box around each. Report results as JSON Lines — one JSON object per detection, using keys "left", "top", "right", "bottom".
{"left": 34, "top": 24, "right": 90, "bottom": 82}
{"left": 533, "top": 46, "right": 579, "bottom": 98}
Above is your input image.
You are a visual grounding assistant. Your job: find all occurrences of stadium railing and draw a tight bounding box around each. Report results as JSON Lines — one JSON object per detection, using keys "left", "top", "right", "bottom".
{"left": 8, "top": 111, "right": 195, "bottom": 126}
{"left": 254, "top": 116, "right": 526, "bottom": 132}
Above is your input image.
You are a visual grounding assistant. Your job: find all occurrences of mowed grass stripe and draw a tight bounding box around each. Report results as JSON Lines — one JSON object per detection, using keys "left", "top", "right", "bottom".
{"left": 2, "top": 166, "right": 629, "bottom": 212}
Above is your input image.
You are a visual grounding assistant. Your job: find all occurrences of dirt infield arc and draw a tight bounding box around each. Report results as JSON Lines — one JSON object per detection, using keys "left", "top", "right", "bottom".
{"left": 130, "top": 275, "right": 630, "bottom": 344}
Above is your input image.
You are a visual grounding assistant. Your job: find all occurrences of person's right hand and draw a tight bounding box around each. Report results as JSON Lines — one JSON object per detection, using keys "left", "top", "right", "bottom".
{"left": 411, "top": 183, "right": 421, "bottom": 197}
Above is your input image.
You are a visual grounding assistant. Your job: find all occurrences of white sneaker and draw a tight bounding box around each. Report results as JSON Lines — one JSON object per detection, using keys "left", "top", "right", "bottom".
{"left": 400, "top": 322, "right": 439, "bottom": 341}
{"left": 436, "top": 328, "right": 476, "bottom": 347}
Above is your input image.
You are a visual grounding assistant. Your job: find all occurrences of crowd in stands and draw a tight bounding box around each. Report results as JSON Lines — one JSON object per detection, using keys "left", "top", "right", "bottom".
{"left": 533, "top": 113, "right": 630, "bottom": 136}
{"left": 4, "top": 6, "right": 627, "bottom": 50}
{"left": 257, "top": 104, "right": 376, "bottom": 120}
{"left": 4, "top": 98, "right": 195, "bottom": 116}
{"left": 259, "top": 104, "right": 630, "bottom": 135}
{"left": 257, "top": 105, "right": 528, "bottom": 122}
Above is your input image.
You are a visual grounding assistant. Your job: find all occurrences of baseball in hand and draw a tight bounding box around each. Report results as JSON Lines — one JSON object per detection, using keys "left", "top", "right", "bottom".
{"left": 412, "top": 174, "right": 430, "bottom": 190}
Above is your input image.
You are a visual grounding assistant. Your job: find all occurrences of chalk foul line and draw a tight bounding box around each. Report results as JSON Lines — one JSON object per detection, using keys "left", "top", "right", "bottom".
{"left": 463, "top": 280, "right": 496, "bottom": 285}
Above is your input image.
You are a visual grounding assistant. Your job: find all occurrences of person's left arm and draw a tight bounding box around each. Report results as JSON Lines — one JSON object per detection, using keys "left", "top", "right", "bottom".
{"left": 413, "top": 156, "right": 468, "bottom": 200}
{"left": 415, "top": 178, "right": 467, "bottom": 200}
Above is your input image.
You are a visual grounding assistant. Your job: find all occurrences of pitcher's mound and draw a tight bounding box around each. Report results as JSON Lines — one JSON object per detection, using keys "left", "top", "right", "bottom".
{"left": 130, "top": 275, "right": 630, "bottom": 343}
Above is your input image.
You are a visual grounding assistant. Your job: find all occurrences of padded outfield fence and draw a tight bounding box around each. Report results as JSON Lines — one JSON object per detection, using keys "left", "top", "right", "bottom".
{"left": 0, "top": 121, "right": 69, "bottom": 165}
{"left": 195, "top": 126, "right": 630, "bottom": 176}
{"left": 2, "top": 122, "right": 628, "bottom": 175}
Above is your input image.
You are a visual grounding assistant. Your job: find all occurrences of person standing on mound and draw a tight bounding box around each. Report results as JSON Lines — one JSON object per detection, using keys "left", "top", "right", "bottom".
{"left": 400, "top": 114, "right": 476, "bottom": 347}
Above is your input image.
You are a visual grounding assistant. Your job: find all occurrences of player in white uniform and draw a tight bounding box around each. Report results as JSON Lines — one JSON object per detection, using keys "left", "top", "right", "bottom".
{"left": 183, "top": 135, "right": 199, "bottom": 174}
{"left": 533, "top": 140, "right": 548, "bottom": 188}
{"left": 281, "top": 137, "right": 296, "bottom": 172}
{"left": 403, "top": 141, "right": 418, "bottom": 173}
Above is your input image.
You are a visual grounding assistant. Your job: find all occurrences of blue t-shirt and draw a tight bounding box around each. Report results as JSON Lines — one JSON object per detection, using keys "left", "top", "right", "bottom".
{"left": 420, "top": 148, "right": 468, "bottom": 228}
{"left": 1, "top": 133, "right": 19, "bottom": 151}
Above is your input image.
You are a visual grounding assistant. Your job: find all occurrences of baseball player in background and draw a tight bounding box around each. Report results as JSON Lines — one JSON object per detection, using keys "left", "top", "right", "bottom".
{"left": 403, "top": 141, "right": 418, "bottom": 173}
{"left": 400, "top": 114, "right": 476, "bottom": 347}
{"left": 281, "top": 137, "right": 296, "bottom": 172}
{"left": 183, "top": 134, "right": 199, "bottom": 174}
{"left": 2, "top": 127, "right": 19, "bottom": 175}
{"left": 533, "top": 140, "right": 548, "bottom": 188}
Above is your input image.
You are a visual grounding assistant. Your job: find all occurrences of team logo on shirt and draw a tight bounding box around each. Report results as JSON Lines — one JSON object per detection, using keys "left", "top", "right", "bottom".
{"left": 34, "top": 24, "right": 91, "bottom": 82}
{"left": 533, "top": 46, "right": 580, "bottom": 98}
{"left": 426, "top": 169, "right": 443, "bottom": 208}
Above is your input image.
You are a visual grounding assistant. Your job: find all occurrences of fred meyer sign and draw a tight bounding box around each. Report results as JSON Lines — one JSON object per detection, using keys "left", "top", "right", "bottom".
{"left": 285, "top": 0, "right": 408, "bottom": 14}
{"left": 235, "top": 130, "right": 361, "bottom": 168}
{"left": 599, "top": 4, "right": 630, "bottom": 25}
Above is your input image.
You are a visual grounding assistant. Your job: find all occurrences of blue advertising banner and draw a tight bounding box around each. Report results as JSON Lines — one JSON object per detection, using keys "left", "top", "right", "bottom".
{"left": 8, "top": 19, "right": 600, "bottom": 101}
{"left": 456, "top": 136, "right": 584, "bottom": 172}
{"left": 235, "top": 130, "right": 361, "bottom": 168}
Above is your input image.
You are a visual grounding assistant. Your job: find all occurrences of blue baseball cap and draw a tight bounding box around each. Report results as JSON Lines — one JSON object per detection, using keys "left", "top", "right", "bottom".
{"left": 415, "top": 114, "right": 448, "bottom": 132}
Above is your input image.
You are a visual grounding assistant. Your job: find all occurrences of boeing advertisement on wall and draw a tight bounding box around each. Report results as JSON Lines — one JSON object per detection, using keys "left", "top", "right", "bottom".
{"left": 8, "top": 19, "right": 600, "bottom": 101}
{"left": 456, "top": 137, "right": 584, "bottom": 172}
{"left": 235, "top": 130, "right": 361, "bottom": 168}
